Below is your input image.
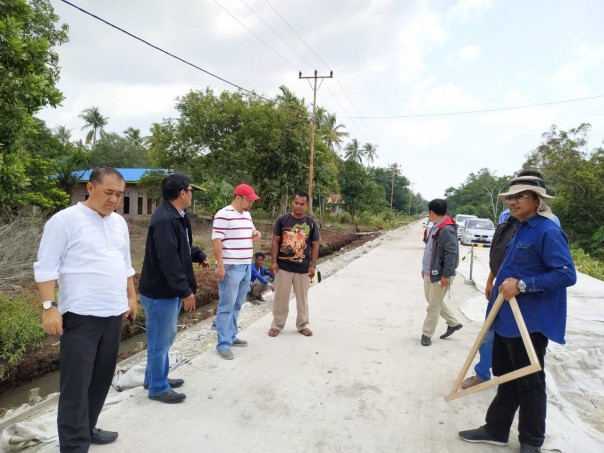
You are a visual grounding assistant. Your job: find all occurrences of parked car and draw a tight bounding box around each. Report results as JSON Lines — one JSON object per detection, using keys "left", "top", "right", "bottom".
{"left": 460, "top": 218, "right": 495, "bottom": 246}
{"left": 454, "top": 214, "right": 478, "bottom": 239}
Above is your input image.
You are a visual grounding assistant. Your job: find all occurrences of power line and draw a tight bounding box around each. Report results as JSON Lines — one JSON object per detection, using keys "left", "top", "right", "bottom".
{"left": 342, "top": 94, "right": 604, "bottom": 119}
{"left": 263, "top": 0, "right": 331, "bottom": 71}
{"left": 59, "top": 0, "right": 269, "bottom": 101}
{"left": 332, "top": 77, "right": 381, "bottom": 143}
{"left": 239, "top": 0, "right": 315, "bottom": 69}
{"left": 212, "top": 0, "right": 298, "bottom": 71}
{"left": 262, "top": 1, "right": 386, "bottom": 159}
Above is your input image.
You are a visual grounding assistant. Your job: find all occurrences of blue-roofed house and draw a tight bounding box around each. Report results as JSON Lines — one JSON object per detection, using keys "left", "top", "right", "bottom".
{"left": 72, "top": 168, "right": 167, "bottom": 216}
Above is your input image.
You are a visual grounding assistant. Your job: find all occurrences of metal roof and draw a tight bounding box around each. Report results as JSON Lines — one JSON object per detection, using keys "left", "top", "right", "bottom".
{"left": 75, "top": 168, "right": 168, "bottom": 183}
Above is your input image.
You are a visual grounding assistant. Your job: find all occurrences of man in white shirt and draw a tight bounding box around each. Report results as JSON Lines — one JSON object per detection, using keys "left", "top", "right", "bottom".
{"left": 34, "top": 167, "right": 137, "bottom": 452}
{"left": 212, "top": 184, "right": 261, "bottom": 360}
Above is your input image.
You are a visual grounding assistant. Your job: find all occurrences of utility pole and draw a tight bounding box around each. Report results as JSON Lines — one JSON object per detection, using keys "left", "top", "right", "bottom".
{"left": 390, "top": 163, "right": 399, "bottom": 209}
{"left": 299, "top": 70, "right": 333, "bottom": 213}
{"left": 408, "top": 182, "right": 415, "bottom": 215}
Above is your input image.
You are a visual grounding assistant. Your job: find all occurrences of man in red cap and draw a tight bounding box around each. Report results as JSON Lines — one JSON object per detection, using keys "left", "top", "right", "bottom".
{"left": 211, "top": 184, "right": 262, "bottom": 360}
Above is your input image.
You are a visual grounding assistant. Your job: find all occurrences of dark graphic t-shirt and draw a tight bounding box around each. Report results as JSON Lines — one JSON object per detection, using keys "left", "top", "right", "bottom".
{"left": 273, "top": 213, "right": 320, "bottom": 273}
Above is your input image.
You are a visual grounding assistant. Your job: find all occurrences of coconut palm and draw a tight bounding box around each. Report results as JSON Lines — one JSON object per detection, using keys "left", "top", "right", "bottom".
{"left": 363, "top": 143, "right": 378, "bottom": 167}
{"left": 276, "top": 85, "right": 305, "bottom": 107}
{"left": 314, "top": 107, "right": 327, "bottom": 129}
{"left": 79, "top": 106, "right": 108, "bottom": 148}
{"left": 344, "top": 138, "right": 364, "bottom": 163}
{"left": 320, "top": 114, "right": 349, "bottom": 153}
{"left": 53, "top": 125, "right": 72, "bottom": 146}
{"left": 124, "top": 127, "right": 148, "bottom": 148}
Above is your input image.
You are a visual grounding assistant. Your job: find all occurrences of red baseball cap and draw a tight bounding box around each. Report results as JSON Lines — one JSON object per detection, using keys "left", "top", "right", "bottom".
{"left": 234, "top": 184, "right": 260, "bottom": 201}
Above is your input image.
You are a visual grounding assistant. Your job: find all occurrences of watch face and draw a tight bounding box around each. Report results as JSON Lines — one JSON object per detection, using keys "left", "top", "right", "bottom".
{"left": 43, "top": 301, "right": 56, "bottom": 309}
{"left": 518, "top": 281, "right": 526, "bottom": 292}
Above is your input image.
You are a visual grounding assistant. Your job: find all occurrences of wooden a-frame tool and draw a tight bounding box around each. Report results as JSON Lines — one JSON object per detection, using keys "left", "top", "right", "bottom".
{"left": 444, "top": 294, "right": 541, "bottom": 401}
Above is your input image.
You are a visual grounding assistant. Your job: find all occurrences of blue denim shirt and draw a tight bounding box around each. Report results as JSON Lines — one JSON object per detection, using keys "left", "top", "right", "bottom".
{"left": 487, "top": 214, "right": 576, "bottom": 344}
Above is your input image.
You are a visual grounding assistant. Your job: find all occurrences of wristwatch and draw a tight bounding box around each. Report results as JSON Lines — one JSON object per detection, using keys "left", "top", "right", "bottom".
{"left": 42, "top": 300, "right": 58, "bottom": 310}
{"left": 516, "top": 280, "right": 527, "bottom": 293}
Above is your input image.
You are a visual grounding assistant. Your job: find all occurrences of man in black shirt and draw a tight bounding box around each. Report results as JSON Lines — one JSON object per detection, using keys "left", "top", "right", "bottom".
{"left": 268, "top": 192, "right": 320, "bottom": 337}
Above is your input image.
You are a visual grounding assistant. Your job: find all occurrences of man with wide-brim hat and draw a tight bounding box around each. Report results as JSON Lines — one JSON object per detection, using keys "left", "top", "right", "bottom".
{"left": 459, "top": 176, "right": 577, "bottom": 453}
{"left": 498, "top": 175, "right": 556, "bottom": 221}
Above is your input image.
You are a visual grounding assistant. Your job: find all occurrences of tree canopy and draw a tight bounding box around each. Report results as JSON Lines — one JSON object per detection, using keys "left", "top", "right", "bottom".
{"left": 0, "top": 0, "right": 69, "bottom": 216}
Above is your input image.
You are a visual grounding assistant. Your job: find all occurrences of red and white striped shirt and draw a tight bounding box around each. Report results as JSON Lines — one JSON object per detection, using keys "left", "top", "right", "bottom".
{"left": 211, "top": 206, "right": 255, "bottom": 264}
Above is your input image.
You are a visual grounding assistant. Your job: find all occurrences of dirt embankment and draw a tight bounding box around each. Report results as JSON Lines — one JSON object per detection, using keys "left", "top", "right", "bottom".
{"left": 0, "top": 217, "right": 378, "bottom": 394}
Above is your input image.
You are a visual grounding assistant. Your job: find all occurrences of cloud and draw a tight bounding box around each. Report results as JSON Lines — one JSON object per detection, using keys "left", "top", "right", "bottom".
{"left": 450, "top": 0, "right": 495, "bottom": 22}
{"left": 552, "top": 42, "right": 604, "bottom": 85}
{"left": 456, "top": 45, "right": 480, "bottom": 63}
{"left": 395, "top": 10, "right": 448, "bottom": 83}
{"left": 406, "top": 82, "right": 481, "bottom": 112}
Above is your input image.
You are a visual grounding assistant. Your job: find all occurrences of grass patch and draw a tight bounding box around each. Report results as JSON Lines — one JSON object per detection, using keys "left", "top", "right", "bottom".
{"left": 0, "top": 295, "right": 44, "bottom": 368}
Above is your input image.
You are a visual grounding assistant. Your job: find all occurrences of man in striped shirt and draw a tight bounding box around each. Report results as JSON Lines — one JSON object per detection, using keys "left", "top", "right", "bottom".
{"left": 212, "top": 184, "right": 262, "bottom": 360}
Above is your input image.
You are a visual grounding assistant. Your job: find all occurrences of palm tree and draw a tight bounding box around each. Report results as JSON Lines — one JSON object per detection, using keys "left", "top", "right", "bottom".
{"left": 124, "top": 127, "right": 148, "bottom": 147}
{"left": 276, "top": 85, "right": 305, "bottom": 107}
{"left": 53, "top": 125, "right": 72, "bottom": 146}
{"left": 344, "top": 138, "right": 364, "bottom": 163}
{"left": 363, "top": 143, "right": 378, "bottom": 167}
{"left": 79, "top": 106, "right": 108, "bottom": 148}
{"left": 320, "top": 114, "right": 348, "bottom": 153}
{"left": 54, "top": 156, "right": 87, "bottom": 196}
{"left": 314, "top": 107, "right": 327, "bottom": 130}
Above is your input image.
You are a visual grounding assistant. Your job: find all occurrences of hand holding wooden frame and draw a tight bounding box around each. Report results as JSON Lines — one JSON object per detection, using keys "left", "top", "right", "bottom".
{"left": 445, "top": 294, "right": 542, "bottom": 401}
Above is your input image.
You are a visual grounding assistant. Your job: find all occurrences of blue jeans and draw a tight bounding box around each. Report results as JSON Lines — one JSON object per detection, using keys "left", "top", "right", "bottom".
{"left": 216, "top": 264, "right": 251, "bottom": 351}
{"left": 140, "top": 294, "right": 181, "bottom": 397}
{"left": 474, "top": 329, "right": 494, "bottom": 381}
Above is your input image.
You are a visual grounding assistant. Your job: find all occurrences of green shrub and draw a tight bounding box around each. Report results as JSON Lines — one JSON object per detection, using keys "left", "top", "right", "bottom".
{"left": 0, "top": 296, "right": 45, "bottom": 366}
{"left": 571, "top": 247, "right": 604, "bottom": 281}
{"left": 338, "top": 213, "right": 351, "bottom": 224}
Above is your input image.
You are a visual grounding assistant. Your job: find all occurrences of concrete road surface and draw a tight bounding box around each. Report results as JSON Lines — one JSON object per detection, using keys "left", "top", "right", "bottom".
{"left": 36, "top": 223, "right": 604, "bottom": 453}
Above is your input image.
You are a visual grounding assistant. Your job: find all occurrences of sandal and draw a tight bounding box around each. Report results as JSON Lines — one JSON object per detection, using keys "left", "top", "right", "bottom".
{"left": 268, "top": 328, "right": 280, "bottom": 337}
{"left": 299, "top": 328, "right": 313, "bottom": 337}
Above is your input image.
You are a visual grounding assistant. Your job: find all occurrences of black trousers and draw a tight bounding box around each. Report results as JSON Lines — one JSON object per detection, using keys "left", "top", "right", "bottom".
{"left": 58, "top": 312, "right": 122, "bottom": 453}
{"left": 485, "top": 332, "right": 548, "bottom": 447}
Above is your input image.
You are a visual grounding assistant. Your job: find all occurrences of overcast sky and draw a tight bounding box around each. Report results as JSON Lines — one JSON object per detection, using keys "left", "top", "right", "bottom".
{"left": 38, "top": 0, "right": 604, "bottom": 200}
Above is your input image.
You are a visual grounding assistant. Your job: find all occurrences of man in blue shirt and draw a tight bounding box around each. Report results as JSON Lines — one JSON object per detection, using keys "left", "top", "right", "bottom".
{"left": 248, "top": 252, "right": 274, "bottom": 302}
{"left": 459, "top": 179, "right": 576, "bottom": 453}
{"left": 462, "top": 173, "right": 560, "bottom": 390}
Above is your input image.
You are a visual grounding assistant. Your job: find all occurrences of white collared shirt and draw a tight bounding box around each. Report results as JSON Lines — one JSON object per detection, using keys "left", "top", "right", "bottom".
{"left": 34, "top": 203, "right": 135, "bottom": 316}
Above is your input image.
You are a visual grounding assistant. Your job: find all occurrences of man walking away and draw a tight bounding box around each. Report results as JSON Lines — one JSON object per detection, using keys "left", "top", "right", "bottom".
{"left": 420, "top": 198, "right": 463, "bottom": 347}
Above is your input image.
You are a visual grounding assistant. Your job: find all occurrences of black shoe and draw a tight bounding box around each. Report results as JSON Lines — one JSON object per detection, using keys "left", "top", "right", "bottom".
{"left": 144, "top": 378, "right": 184, "bottom": 390}
{"left": 440, "top": 323, "right": 463, "bottom": 339}
{"left": 90, "top": 428, "right": 118, "bottom": 445}
{"left": 421, "top": 335, "right": 432, "bottom": 346}
{"left": 458, "top": 426, "right": 507, "bottom": 446}
{"left": 148, "top": 389, "right": 186, "bottom": 404}
{"left": 520, "top": 444, "right": 542, "bottom": 453}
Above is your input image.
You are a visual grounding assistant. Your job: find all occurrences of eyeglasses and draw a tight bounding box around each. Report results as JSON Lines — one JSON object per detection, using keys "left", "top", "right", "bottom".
{"left": 505, "top": 193, "right": 533, "bottom": 202}
{"left": 240, "top": 196, "right": 254, "bottom": 203}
